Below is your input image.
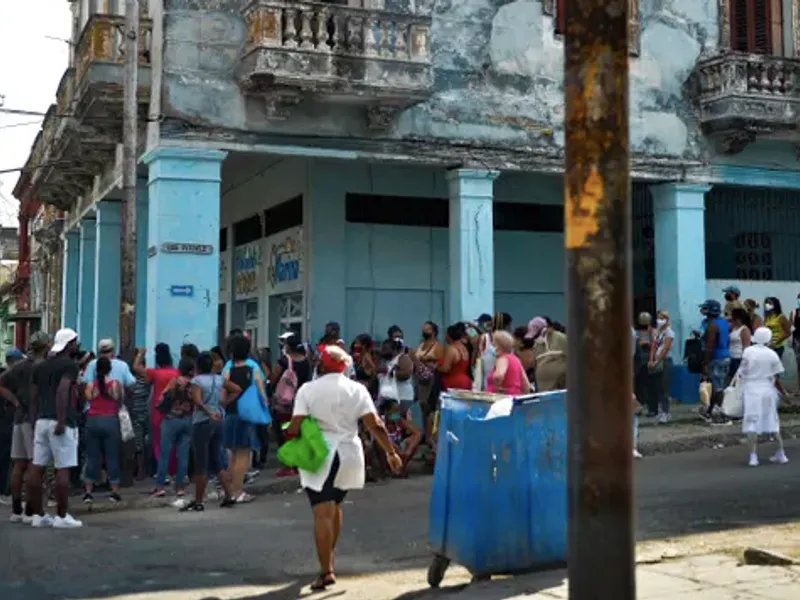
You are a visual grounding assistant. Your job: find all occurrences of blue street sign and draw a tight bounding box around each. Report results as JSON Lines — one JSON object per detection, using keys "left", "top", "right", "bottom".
{"left": 170, "top": 285, "right": 194, "bottom": 298}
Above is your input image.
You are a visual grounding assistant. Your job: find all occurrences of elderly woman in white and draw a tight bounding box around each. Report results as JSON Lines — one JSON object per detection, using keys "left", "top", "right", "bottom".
{"left": 286, "top": 345, "right": 402, "bottom": 591}
{"left": 739, "top": 326, "right": 789, "bottom": 467}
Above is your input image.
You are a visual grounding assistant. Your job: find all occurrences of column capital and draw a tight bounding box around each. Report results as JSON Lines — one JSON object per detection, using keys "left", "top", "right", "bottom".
{"left": 446, "top": 168, "right": 501, "bottom": 183}
{"left": 142, "top": 147, "right": 228, "bottom": 184}
{"left": 651, "top": 183, "right": 711, "bottom": 212}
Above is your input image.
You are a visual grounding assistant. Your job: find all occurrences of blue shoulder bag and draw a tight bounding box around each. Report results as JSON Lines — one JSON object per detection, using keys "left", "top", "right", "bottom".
{"left": 237, "top": 368, "right": 272, "bottom": 425}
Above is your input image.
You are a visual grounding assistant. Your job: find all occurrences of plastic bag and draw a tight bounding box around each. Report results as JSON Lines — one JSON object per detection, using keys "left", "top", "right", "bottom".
{"left": 472, "top": 357, "right": 483, "bottom": 392}
{"left": 278, "top": 416, "right": 329, "bottom": 472}
{"left": 699, "top": 381, "right": 712, "bottom": 407}
{"left": 722, "top": 378, "right": 743, "bottom": 418}
{"left": 118, "top": 406, "right": 136, "bottom": 443}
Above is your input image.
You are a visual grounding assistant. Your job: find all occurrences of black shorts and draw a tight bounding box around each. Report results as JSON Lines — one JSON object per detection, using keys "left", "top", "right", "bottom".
{"left": 305, "top": 453, "right": 348, "bottom": 507}
{"left": 192, "top": 420, "right": 224, "bottom": 475}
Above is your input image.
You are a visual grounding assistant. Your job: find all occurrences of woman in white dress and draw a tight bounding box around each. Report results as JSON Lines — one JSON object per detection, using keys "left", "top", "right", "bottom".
{"left": 739, "top": 327, "right": 789, "bottom": 467}
{"left": 286, "top": 345, "right": 402, "bottom": 590}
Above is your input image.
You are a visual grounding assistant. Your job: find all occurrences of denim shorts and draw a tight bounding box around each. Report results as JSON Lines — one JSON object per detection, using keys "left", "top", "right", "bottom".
{"left": 224, "top": 414, "right": 259, "bottom": 451}
{"left": 709, "top": 358, "right": 731, "bottom": 393}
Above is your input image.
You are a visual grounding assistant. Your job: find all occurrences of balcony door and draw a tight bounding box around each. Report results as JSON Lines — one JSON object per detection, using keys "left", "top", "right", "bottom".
{"left": 730, "top": 0, "right": 783, "bottom": 55}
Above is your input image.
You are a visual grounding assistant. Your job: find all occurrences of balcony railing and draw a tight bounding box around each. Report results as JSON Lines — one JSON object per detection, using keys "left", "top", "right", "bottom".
{"left": 689, "top": 52, "right": 800, "bottom": 146}
{"left": 240, "top": 0, "right": 433, "bottom": 122}
{"left": 75, "top": 14, "right": 153, "bottom": 84}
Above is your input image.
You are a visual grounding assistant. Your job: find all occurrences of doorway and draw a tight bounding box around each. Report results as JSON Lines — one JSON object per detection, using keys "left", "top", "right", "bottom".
{"left": 269, "top": 292, "right": 304, "bottom": 355}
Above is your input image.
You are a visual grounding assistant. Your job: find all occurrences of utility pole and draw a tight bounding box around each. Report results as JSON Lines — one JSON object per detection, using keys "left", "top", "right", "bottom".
{"left": 119, "top": 0, "right": 139, "bottom": 361}
{"left": 564, "top": 1, "right": 634, "bottom": 599}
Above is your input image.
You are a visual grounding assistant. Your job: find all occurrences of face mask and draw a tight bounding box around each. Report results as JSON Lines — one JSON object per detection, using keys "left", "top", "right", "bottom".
{"left": 389, "top": 413, "right": 402, "bottom": 422}
{"left": 656, "top": 318, "right": 666, "bottom": 328}
{"left": 724, "top": 293, "right": 733, "bottom": 301}
{"left": 765, "top": 304, "right": 774, "bottom": 312}
{"left": 422, "top": 332, "right": 433, "bottom": 340}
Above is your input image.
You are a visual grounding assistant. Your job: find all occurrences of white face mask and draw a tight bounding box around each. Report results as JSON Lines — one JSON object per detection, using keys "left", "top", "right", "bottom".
{"left": 765, "top": 303, "right": 774, "bottom": 312}
{"left": 656, "top": 318, "right": 667, "bottom": 328}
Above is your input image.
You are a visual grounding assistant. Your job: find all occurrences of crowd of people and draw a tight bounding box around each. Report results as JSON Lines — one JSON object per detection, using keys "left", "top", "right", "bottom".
{"left": 632, "top": 286, "right": 797, "bottom": 466}
{"left": 0, "top": 311, "right": 569, "bottom": 529}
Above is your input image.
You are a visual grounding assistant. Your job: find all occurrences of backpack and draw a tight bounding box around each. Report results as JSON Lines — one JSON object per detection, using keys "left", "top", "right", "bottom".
{"left": 274, "top": 356, "right": 298, "bottom": 413}
{"left": 684, "top": 337, "right": 704, "bottom": 374}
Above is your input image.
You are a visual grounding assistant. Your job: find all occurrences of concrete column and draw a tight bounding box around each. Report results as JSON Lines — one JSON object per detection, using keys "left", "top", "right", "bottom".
{"left": 76, "top": 220, "right": 96, "bottom": 346}
{"left": 92, "top": 201, "right": 122, "bottom": 349}
{"left": 651, "top": 183, "right": 711, "bottom": 358}
{"left": 61, "top": 230, "right": 81, "bottom": 330}
{"left": 136, "top": 179, "right": 149, "bottom": 346}
{"left": 446, "top": 168, "right": 499, "bottom": 324}
{"left": 305, "top": 160, "right": 346, "bottom": 342}
{"left": 142, "top": 147, "right": 226, "bottom": 358}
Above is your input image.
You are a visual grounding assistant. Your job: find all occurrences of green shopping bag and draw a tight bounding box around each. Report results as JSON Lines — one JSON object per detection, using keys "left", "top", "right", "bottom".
{"left": 277, "top": 417, "right": 329, "bottom": 473}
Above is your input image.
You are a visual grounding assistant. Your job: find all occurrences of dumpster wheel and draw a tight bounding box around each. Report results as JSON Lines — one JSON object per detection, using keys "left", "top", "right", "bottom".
{"left": 427, "top": 554, "right": 450, "bottom": 588}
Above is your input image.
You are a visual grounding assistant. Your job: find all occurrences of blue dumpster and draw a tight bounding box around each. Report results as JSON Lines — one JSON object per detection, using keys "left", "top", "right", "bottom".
{"left": 427, "top": 390, "right": 567, "bottom": 587}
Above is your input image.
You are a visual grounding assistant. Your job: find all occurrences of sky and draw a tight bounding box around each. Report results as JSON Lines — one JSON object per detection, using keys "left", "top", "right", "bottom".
{"left": 0, "top": 1, "right": 71, "bottom": 228}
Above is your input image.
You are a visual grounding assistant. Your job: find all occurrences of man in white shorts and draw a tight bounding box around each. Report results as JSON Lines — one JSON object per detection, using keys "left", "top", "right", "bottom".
{"left": 0, "top": 331, "right": 51, "bottom": 523}
{"left": 26, "top": 328, "right": 82, "bottom": 529}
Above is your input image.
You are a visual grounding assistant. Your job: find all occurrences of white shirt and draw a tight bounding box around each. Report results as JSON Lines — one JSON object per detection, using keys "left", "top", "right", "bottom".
{"left": 292, "top": 372, "right": 376, "bottom": 492}
{"left": 739, "top": 344, "right": 784, "bottom": 385}
{"left": 729, "top": 325, "right": 745, "bottom": 359}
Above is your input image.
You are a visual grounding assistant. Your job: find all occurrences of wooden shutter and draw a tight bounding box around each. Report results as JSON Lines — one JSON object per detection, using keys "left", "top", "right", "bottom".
{"left": 556, "top": 0, "right": 566, "bottom": 35}
{"left": 730, "top": 0, "right": 771, "bottom": 53}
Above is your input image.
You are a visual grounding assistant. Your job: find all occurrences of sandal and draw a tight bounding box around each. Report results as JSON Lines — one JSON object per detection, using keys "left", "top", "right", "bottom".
{"left": 179, "top": 500, "right": 205, "bottom": 512}
{"left": 310, "top": 572, "right": 336, "bottom": 591}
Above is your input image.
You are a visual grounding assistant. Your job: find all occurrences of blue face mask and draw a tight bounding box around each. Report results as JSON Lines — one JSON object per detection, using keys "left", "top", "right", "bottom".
{"left": 389, "top": 413, "right": 402, "bottom": 422}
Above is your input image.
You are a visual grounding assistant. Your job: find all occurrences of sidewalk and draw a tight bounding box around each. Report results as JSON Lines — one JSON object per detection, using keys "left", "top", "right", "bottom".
{"left": 408, "top": 554, "right": 800, "bottom": 599}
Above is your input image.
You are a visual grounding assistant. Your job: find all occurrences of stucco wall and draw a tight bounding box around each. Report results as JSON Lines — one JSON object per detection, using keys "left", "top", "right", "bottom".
{"left": 160, "top": 0, "right": 717, "bottom": 163}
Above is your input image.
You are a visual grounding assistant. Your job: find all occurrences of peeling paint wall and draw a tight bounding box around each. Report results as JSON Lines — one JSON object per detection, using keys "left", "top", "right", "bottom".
{"left": 160, "top": 0, "right": 718, "bottom": 165}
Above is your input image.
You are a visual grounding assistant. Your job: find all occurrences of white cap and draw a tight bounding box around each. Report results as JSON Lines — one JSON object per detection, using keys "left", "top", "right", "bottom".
{"left": 278, "top": 331, "right": 295, "bottom": 340}
{"left": 52, "top": 328, "right": 78, "bottom": 354}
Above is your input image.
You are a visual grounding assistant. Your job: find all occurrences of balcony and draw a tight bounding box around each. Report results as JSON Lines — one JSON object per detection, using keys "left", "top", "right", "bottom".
{"left": 689, "top": 52, "right": 800, "bottom": 153}
{"left": 239, "top": 0, "right": 433, "bottom": 128}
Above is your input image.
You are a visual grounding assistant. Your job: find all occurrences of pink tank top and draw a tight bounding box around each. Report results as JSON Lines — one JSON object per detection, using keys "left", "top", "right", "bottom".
{"left": 486, "top": 353, "right": 525, "bottom": 395}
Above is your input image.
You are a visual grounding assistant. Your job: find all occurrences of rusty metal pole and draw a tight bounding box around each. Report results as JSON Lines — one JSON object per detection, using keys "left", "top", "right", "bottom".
{"left": 564, "top": 1, "right": 634, "bottom": 599}
{"left": 119, "top": 0, "right": 140, "bottom": 361}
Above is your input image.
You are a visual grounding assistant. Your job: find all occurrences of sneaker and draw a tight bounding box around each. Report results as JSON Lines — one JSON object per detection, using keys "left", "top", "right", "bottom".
{"left": 205, "top": 489, "right": 220, "bottom": 502}
{"left": 770, "top": 451, "right": 789, "bottom": 465}
{"left": 235, "top": 492, "right": 254, "bottom": 504}
{"left": 179, "top": 500, "right": 205, "bottom": 512}
{"left": 9, "top": 513, "right": 24, "bottom": 523}
{"left": 0, "top": 495, "right": 11, "bottom": 506}
{"left": 748, "top": 453, "right": 759, "bottom": 467}
{"left": 633, "top": 449, "right": 643, "bottom": 459}
{"left": 150, "top": 489, "right": 166, "bottom": 498}
{"left": 22, "top": 514, "right": 34, "bottom": 525}
{"left": 108, "top": 492, "right": 122, "bottom": 503}
{"left": 657, "top": 413, "right": 671, "bottom": 424}
{"left": 220, "top": 496, "right": 236, "bottom": 508}
{"left": 82, "top": 493, "right": 94, "bottom": 504}
{"left": 275, "top": 467, "right": 295, "bottom": 478}
{"left": 53, "top": 514, "right": 83, "bottom": 529}
{"left": 31, "top": 514, "right": 54, "bottom": 528}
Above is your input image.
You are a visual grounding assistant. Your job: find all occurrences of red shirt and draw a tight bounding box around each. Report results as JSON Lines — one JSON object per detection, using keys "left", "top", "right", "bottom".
{"left": 148, "top": 367, "right": 180, "bottom": 408}
{"left": 88, "top": 380, "right": 121, "bottom": 417}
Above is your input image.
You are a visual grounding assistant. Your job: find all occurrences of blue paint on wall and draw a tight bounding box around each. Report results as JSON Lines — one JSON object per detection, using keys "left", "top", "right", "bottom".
{"left": 142, "top": 147, "right": 226, "bottom": 358}
{"left": 61, "top": 231, "right": 80, "bottom": 330}
{"left": 77, "top": 220, "right": 96, "bottom": 347}
{"left": 93, "top": 201, "right": 122, "bottom": 349}
{"left": 136, "top": 179, "right": 150, "bottom": 347}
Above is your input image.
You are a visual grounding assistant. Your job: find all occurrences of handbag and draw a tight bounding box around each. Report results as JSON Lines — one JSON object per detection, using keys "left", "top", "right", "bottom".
{"left": 378, "top": 357, "right": 400, "bottom": 401}
{"left": 238, "top": 370, "right": 272, "bottom": 425}
{"left": 118, "top": 405, "right": 135, "bottom": 442}
{"left": 274, "top": 356, "right": 298, "bottom": 414}
{"left": 722, "top": 376, "right": 743, "bottom": 418}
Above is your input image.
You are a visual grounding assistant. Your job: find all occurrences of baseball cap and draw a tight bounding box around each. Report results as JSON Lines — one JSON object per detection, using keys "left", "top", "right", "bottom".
{"left": 28, "top": 331, "right": 50, "bottom": 351}
{"left": 51, "top": 328, "right": 78, "bottom": 354}
{"left": 700, "top": 299, "right": 722, "bottom": 317}
{"left": 98, "top": 338, "right": 115, "bottom": 353}
{"left": 5, "top": 348, "right": 23, "bottom": 361}
{"left": 278, "top": 331, "right": 295, "bottom": 340}
{"left": 722, "top": 285, "right": 741, "bottom": 296}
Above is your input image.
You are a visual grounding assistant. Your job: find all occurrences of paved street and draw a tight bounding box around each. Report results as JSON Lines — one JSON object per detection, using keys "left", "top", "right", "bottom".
{"left": 2, "top": 440, "right": 800, "bottom": 600}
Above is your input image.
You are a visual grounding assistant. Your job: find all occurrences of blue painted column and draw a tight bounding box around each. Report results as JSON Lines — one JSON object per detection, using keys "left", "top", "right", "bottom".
{"left": 446, "top": 168, "right": 499, "bottom": 324}
{"left": 61, "top": 230, "right": 80, "bottom": 330}
{"left": 76, "top": 220, "right": 96, "bottom": 346}
{"left": 305, "top": 159, "right": 346, "bottom": 342}
{"left": 651, "top": 183, "right": 711, "bottom": 358}
{"left": 142, "top": 147, "right": 226, "bottom": 356}
{"left": 136, "top": 179, "right": 149, "bottom": 346}
{"left": 92, "top": 201, "right": 122, "bottom": 349}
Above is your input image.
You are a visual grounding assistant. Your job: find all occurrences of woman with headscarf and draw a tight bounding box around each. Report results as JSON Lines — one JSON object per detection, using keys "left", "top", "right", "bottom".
{"left": 286, "top": 346, "right": 402, "bottom": 590}
{"left": 526, "top": 317, "right": 567, "bottom": 391}
{"left": 738, "top": 327, "right": 789, "bottom": 467}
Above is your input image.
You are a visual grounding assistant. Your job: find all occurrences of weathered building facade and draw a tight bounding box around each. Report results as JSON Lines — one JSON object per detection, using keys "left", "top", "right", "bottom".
{"left": 11, "top": 0, "right": 800, "bottom": 362}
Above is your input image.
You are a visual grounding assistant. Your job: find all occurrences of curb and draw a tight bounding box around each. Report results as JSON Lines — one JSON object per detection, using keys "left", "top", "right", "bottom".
{"left": 638, "top": 423, "right": 800, "bottom": 457}
{"left": 69, "top": 475, "right": 302, "bottom": 517}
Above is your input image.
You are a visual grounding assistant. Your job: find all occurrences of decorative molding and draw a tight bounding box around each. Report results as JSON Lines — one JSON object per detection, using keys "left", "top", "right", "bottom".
{"left": 543, "top": 0, "right": 639, "bottom": 55}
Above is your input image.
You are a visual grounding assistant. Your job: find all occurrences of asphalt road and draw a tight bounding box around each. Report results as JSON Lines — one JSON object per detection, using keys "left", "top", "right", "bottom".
{"left": 2, "top": 440, "right": 800, "bottom": 600}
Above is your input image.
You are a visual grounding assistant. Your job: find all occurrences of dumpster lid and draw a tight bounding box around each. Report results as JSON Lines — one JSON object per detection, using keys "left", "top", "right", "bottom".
{"left": 442, "top": 390, "right": 511, "bottom": 403}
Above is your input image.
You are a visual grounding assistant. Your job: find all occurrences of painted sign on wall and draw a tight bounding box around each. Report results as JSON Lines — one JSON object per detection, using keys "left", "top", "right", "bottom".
{"left": 265, "top": 227, "right": 303, "bottom": 296}
{"left": 234, "top": 241, "right": 263, "bottom": 300}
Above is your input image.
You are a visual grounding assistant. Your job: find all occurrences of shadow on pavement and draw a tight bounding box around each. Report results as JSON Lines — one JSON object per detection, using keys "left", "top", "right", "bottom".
{"left": 389, "top": 569, "right": 566, "bottom": 600}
